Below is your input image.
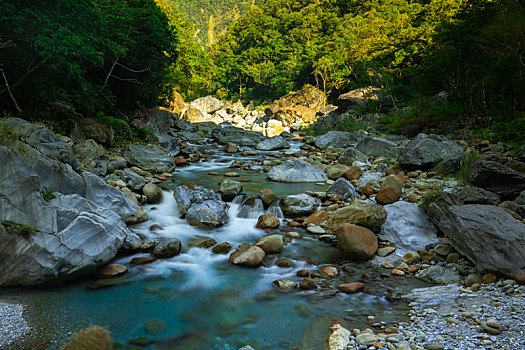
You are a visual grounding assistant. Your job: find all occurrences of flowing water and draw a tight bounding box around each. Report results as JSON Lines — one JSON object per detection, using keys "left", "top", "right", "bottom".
{"left": 2, "top": 140, "right": 428, "bottom": 349}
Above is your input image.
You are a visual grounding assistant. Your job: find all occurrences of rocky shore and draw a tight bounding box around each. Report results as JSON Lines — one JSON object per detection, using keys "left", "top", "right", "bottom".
{"left": 1, "top": 87, "right": 524, "bottom": 349}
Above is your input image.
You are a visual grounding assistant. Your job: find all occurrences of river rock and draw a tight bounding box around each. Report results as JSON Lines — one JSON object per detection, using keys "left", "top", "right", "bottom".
{"left": 212, "top": 125, "right": 266, "bottom": 146}
{"left": 256, "top": 136, "right": 290, "bottom": 151}
{"left": 375, "top": 187, "right": 401, "bottom": 205}
{"left": 272, "top": 279, "right": 298, "bottom": 290}
{"left": 83, "top": 172, "right": 146, "bottom": 224}
{"left": 120, "top": 169, "right": 145, "bottom": 191}
{"left": 152, "top": 239, "right": 181, "bottom": 258}
{"left": 229, "top": 246, "right": 266, "bottom": 267}
{"left": 256, "top": 214, "right": 280, "bottom": 229}
{"left": 398, "top": 134, "right": 465, "bottom": 170}
{"left": 95, "top": 264, "right": 127, "bottom": 278}
{"left": 327, "top": 164, "right": 350, "bottom": 179}
{"left": 143, "top": 183, "right": 163, "bottom": 204}
{"left": 327, "top": 323, "right": 351, "bottom": 350}
{"left": 326, "top": 178, "right": 359, "bottom": 201}
{"left": 343, "top": 166, "right": 362, "bottom": 181}
{"left": 218, "top": 179, "right": 242, "bottom": 202}
{"left": 467, "top": 159, "right": 525, "bottom": 200}
{"left": 123, "top": 144, "right": 175, "bottom": 173}
{"left": 457, "top": 186, "right": 501, "bottom": 204}
{"left": 337, "top": 147, "right": 368, "bottom": 166}
{"left": 255, "top": 234, "right": 284, "bottom": 254}
{"left": 338, "top": 282, "right": 365, "bottom": 294}
{"left": 355, "top": 136, "right": 399, "bottom": 158}
{"left": 212, "top": 242, "right": 232, "bottom": 254}
{"left": 268, "top": 159, "right": 328, "bottom": 183}
{"left": 379, "top": 201, "right": 438, "bottom": 255}
{"left": 315, "top": 131, "right": 366, "bottom": 149}
{"left": 356, "top": 333, "right": 379, "bottom": 346}
{"left": 304, "top": 210, "right": 328, "bottom": 226}
{"left": 416, "top": 265, "right": 461, "bottom": 284}
{"left": 436, "top": 204, "right": 525, "bottom": 276}
{"left": 336, "top": 223, "right": 378, "bottom": 260}
{"left": 185, "top": 200, "right": 229, "bottom": 227}
{"left": 119, "top": 231, "right": 142, "bottom": 254}
{"left": 260, "top": 188, "right": 275, "bottom": 207}
{"left": 73, "top": 139, "right": 108, "bottom": 176}
{"left": 325, "top": 201, "right": 387, "bottom": 231}
{"left": 280, "top": 193, "right": 321, "bottom": 217}
{"left": 174, "top": 185, "right": 221, "bottom": 214}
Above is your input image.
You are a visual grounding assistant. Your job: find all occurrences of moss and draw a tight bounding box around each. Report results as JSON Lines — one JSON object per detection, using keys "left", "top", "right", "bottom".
{"left": 4, "top": 222, "right": 37, "bottom": 235}
{"left": 41, "top": 189, "right": 56, "bottom": 202}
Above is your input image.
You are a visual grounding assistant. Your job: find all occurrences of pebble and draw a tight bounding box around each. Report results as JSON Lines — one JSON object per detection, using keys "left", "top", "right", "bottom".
{"left": 0, "top": 301, "right": 31, "bottom": 348}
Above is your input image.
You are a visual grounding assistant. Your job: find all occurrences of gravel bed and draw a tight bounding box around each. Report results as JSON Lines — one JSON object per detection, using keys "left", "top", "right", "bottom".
{"left": 341, "top": 282, "right": 525, "bottom": 350}
{"left": 0, "top": 300, "right": 31, "bottom": 349}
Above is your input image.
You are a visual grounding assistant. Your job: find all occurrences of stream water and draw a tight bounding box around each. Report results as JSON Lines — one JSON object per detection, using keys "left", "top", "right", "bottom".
{"left": 2, "top": 140, "right": 428, "bottom": 350}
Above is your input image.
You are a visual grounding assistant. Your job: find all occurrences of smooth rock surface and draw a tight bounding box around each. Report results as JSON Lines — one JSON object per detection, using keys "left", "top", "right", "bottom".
{"left": 268, "top": 159, "right": 328, "bottom": 183}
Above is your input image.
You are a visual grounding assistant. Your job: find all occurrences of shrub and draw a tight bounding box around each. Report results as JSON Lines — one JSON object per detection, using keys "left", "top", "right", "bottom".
{"left": 456, "top": 149, "right": 480, "bottom": 186}
{"left": 61, "top": 326, "right": 112, "bottom": 350}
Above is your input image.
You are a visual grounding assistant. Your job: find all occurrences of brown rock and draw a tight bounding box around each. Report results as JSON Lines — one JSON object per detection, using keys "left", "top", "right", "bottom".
{"left": 130, "top": 257, "right": 156, "bottom": 266}
{"left": 363, "top": 185, "right": 375, "bottom": 197}
{"left": 338, "top": 282, "right": 365, "bottom": 294}
{"left": 336, "top": 223, "right": 378, "bottom": 260}
{"left": 95, "top": 264, "right": 128, "bottom": 278}
{"left": 304, "top": 210, "right": 328, "bottom": 226}
{"left": 375, "top": 187, "right": 402, "bottom": 205}
{"left": 260, "top": 188, "right": 275, "bottom": 207}
{"left": 255, "top": 234, "right": 284, "bottom": 254}
{"left": 319, "top": 266, "right": 339, "bottom": 278}
{"left": 212, "top": 242, "right": 232, "bottom": 254}
{"left": 482, "top": 273, "right": 497, "bottom": 284}
{"left": 514, "top": 274, "right": 525, "bottom": 285}
{"left": 343, "top": 166, "right": 362, "bottom": 181}
{"left": 256, "top": 213, "right": 280, "bottom": 229}
{"left": 229, "top": 246, "right": 266, "bottom": 267}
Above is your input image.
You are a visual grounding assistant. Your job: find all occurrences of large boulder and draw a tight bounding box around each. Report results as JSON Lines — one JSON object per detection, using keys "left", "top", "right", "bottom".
{"left": 73, "top": 139, "right": 108, "bottom": 176}
{"left": 336, "top": 87, "right": 385, "bottom": 110}
{"left": 190, "top": 96, "right": 223, "bottom": 114}
{"left": 218, "top": 179, "right": 242, "bottom": 202}
{"left": 458, "top": 186, "right": 501, "bottom": 205}
{"left": 256, "top": 136, "right": 290, "bottom": 151}
{"left": 265, "top": 85, "right": 326, "bottom": 119}
{"left": 0, "top": 149, "right": 129, "bottom": 286}
{"left": 337, "top": 147, "right": 368, "bottom": 166}
{"left": 182, "top": 106, "right": 209, "bottom": 123}
{"left": 211, "top": 126, "right": 266, "bottom": 146}
{"left": 436, "top": 205, "right": 525, "bottom": 276}
{"left": 271, "top": 106, "right": 317, "bottom": 127}
{"left": 229, "top": 246, "right": 266, "bottom": 267}
{"left": 315, "top": 131, "right": 366, "bottom": 150}
{"left": 467, "top": 160, "right": 525, "bottom": 200}
{"left": 379, "top": 201, "right": 438, "bottom": 255}
{"left": 280, "top": 194, "right": 321, "bottom": 217}
{"left": 325, "top": 201, "right": 387, "bottom": 231}
{"left": 140, "top": 109, "right": 175, "bottom": 136}
{"left": 398, "top": 135, "right": 465, "bottom": 170}
{"left": 326, "top": 178, "right": 359, "bottom": 201}
{"left": 174, "top": 185, "right": 229, "bottom": 227}
{"left": 1, "top": 118, "right": 86, "bottom": 195}
{"left": 83, "top": 172, "right": 146, "bottom": 224}
{"left": 426, "top": 192, "right": 464, "bottom": 225}
{"left": 255, "top": 234, "right": 284, "bottom": 254}
{"left": 123, "top": 144, "right": 175, "bottom": 173}
{"left": 336, "top": 223, "right": 378, "bottom": 260}
{"left": 268, "top": 159, "right": 328, "bottom": 183}
{"left": 355, "top": 136, "right": 400, "bottom": 158}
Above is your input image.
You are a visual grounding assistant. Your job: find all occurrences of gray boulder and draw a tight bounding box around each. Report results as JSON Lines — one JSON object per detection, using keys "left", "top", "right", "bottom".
{"left": 315, "top": 131, "right": 366, "bottom": 150}
{"left": 379, "top": 201, "right": 438, "bottom": 255}
{"left": 355, "top": 136, "right": 400, "bottom": 158}
{"left": 120, "top": 169, "right": 146, "bottom": 191}
{"left": 73, "top": 139, "right": 108, "bottom": 176}
{"left": 159, "top": 135, "right": 180, "bottom": 157}
{"left": 256, "top": 136, "right": 290, "bottom": 151}
{"left": 426, "top": 192, "right": 464, "bottom": 225}
{"left": 268, "top": 159, "right": 328, "bottom": 183}
{"left": 436, "top": 204, "right": 525, "bottom": 276}
{"left": 179, "top": 131, "right": 202, "bottom": 142}
{"left": 280, "top": 193, "right": 320, "bottom": 217}
{"left": 174, "top": 185, "right": 229, "bottom": 227}
{"left": 191, "top": 96, "right": 223, "bottom": 114}
{"left": 219, "top": 179, "right": 242, "bottom": 202}
{"left": 467, "top": 160, "right": 525, "bottom": 200}
{"left": 398, "top": 135, "right": 465, "bottom": 170}
{"left": 211, "top": 126, "right": 266, "bottom": 146}
{"left": 144, "top": 109, "right": 175, "bottom": 136}
{"left": 326, "top": 178, "right": 359, "bottom": 201}
{"left": 123, "top": 144, "right": 175, "bottom": 173}
{"left": 152, "top": 239, "right": 182, "bottom": 258}
{"left": 416, "top": 265, "right": 461, "bottom": 285}
{"left": 83, "top": 172, "right": 146, "bottom": 224}
{"left": 458, "top": 186, "right": 501, "bottom": 205}
{"left": 337, "top": 147, "right": 368, "bottom": 166}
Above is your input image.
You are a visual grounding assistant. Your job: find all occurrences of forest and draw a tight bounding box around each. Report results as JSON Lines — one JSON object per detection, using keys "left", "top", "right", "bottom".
{"left": 0, "top": 0, "right": 524, "bottom": 145}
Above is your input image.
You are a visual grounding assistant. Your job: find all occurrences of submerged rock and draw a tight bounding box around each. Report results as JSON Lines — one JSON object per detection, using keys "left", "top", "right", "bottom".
{"left": 268, "top": 159, "right": 328, "bottom": 183}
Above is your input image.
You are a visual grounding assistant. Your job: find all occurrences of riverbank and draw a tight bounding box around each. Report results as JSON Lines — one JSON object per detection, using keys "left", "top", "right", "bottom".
{"left": 0, "top": 299, "right": 32, "bottom": 349}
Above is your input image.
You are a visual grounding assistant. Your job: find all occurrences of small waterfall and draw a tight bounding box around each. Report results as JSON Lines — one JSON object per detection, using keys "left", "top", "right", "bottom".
{"left": 237, "top": 197, "right": 265, "bottom": 219}
{"left": 268, "top": 204, "right": 284, "bottom": 219}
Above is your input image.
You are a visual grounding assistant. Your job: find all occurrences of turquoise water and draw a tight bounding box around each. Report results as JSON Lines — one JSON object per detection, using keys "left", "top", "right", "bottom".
{"left": 3, "top": 142, "right": 427, "bottom": 349}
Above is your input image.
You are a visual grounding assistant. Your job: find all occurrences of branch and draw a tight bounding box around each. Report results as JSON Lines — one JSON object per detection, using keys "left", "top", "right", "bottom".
{"left": 115, "top": 62, "right": 150, "bottom": 73}
{"left": 109, "top": 75, "right": 144, "bottom": 84}
{"left": 0, "top": 68, "right": 22, "bottom": 113}
{"left": 0, "top": 56, "right": 49, "bottom": 97}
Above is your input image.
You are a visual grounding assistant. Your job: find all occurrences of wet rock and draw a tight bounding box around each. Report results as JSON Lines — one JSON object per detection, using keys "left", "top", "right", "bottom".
{"left": 256, "top": 136, "right": 290, "bottom": 151}
{"left": 123, "top": 144, "right": 175, "bottom": 173}
{"left": 458, "top": 186, "right": 501, "bottom": 205}
{"left": 326, "top": 178, "right": 359, "bottom": 201}
{"left": 268, "top": 159, "right": 328, "bottom": 183}
{"left": 276, "top": 259, "right": 293, "bottom": 268}
{"left": 143, "top": 183, "right": 163, "bottom": 204}
{"left": 95, "top": 264, "right": 127, "bottom": 278}
{"left": 175, "top": 185, "right": 229, "bottom": 227}
{"left": 327, "top": 164, "right": 350, "bottom": 180}
{"left": 189, "top": 238, "right": 217, "bottom": 249}
{"left": 327, "top": 323, "right": 351, "bottom": 350}
{"left": 144, "top": 317, "right": 167, "bottom": 334}
{"left": 272, "top": 279, "right": 298, "bottom": 290}
{"left": 130, "top": 257, "right": 156, "bottom": 266}
{"left": 319, "top": 266, "right": 339, "bottom": 278}
{"left": 255, "top": 234, "right": 284, "bottom": 254}
{"left": 356, "top": 136, "right": 400, "bottom": 158}
{"left": 256, "top": 213, "right": 280, "bottom": 229}
{"left": 375, "top": 187, "right": 402, "bottom": 205}
{"left": 336, "top": 223, "right": 378, "bottom": 260}
{"left": 120, "top": 169, "right": 145, "bottom": 191}
{"left": 88, "top": 277, "right": 130, "bottom": 290}
{"left": 119, "top": 231, "right": 142, "bottom": 254}
{"left": 219, "top": 179, "right": 242, "bottom": 202}
{"left": 73, "top": 139, "right": 108, "bottom": 176}
{"left": 304, "top": 210, "right": 328, "bottom": 226}
{"left": 325, "top": 201, "right": 387, "bottom": 231}
{"left": 260, "top": 188, "right": 275, "bottom": 207}
{"left": 467, "top": 159, "right": 525, "bottom": 200}
{"left": 229, "top": 246, "right": 266, "bottom": 267}
{"left": 280, "top": 193, "right": 321, "bottom": 217}
{"left": 152, "top": 239, "right": 181, "bottom": 258}
{"left": 398, "top": 135, "right": 465, "bottom": 170}
{"left": 436, "top": 204, "right": 525, "bottom": 276}
{"left": 212, "top": 242, "right": 232, "bottom": 254}
{"left": 416, "top": 265, "right": 461, "bottom": 284}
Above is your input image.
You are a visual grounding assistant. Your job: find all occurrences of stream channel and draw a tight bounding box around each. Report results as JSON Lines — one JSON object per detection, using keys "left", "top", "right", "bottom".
{"left": 3, "top": 139, "right": 429, "bottom": 350}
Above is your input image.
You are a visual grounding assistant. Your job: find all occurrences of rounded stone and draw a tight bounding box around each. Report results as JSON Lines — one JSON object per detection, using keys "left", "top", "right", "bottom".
{"left": 229, "top": 246, "right": 266, "bottom": 267}
{"left": 212, "top": 242, "right": 232, "bottom": 255}
{"left": 152, "top": 239, "right": 181, "bottom": 258}
{"left": 336, "top": 223, "right": 378, "bottom": 260}
{"left": 94, "top": 264, "right": 127, "bottom": 278}
{"left": 375, "top": 187, "right": 402, "bottom": 205}
{"left": 256, "top": 213, "right": 280, "bottom": 229}
{"left": 338, "top": 282, "right": 365, "bottom": 294}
